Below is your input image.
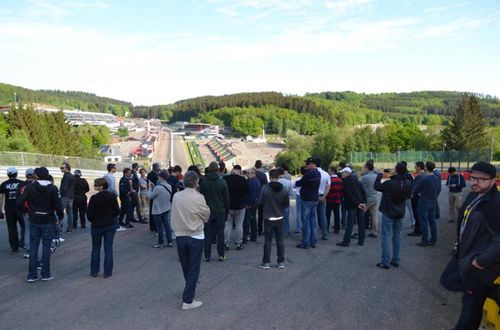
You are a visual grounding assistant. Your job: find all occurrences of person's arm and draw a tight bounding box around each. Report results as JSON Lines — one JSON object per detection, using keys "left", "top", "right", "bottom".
{"left": 0, "top": 192, "right": 5, "bottom": 214}
{"left": 196, "top": 194, "right": 211, "bottom": 223}
{"left": 84, "top": 179, "right": 90, "bottom": 194}
{"left": 53, "top": 188, "right": 64, "bottom": 220}
{"left": 474, "top": 213, "right": 500, "bottom": 269}
{"left": 147, "top": 185, "right": 160, "bottom": 200}
{"left": 222, "top": 181, "right": 230, "bottom": 218}
{"left": 373, "top": 173, "right": 385, "bottom": 192}
{"left": 459, "top": 174, "right": 466, "bottom": 189}
{"left": 87, "top": 195, "right": 95, "bottom": 223}
{"left": 258, "top": 187, "right": 265, "bottom": 207}
{"left": 112, "top": 197, "right": 120, "bottom": 218}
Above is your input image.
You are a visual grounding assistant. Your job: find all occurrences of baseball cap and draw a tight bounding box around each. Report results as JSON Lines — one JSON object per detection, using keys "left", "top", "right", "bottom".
{"left": 304, "top": 157, "right": 314, "bottom": 165}
{"left": 25, "top": 168, "right": 35, "bottom": 177}
{"left": 158, "top": 171, "right": 169, "bottom": 180}
{"left": 339, "top": 167, "right": 352, "bottom": 174}
{"left": 7, "top": 167, "right": 17, "bottom": 175}
{"left": 468, "top": 161, "right": 496, "bottom": 178}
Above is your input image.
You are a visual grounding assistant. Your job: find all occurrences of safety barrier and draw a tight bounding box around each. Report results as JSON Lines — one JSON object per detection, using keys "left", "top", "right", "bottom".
{"left": 483, "top": 278, "right": 500, "bottom": 329}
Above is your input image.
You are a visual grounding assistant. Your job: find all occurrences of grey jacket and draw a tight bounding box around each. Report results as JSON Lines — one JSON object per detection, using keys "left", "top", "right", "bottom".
{"left": 147, "top": 181, "right": 172, "bottom": 215}
{"left": 259, "top": 182, "right": 290, "bottom": 220}
{"left": 360, "top": 171, "right": 378, "bottom": 204}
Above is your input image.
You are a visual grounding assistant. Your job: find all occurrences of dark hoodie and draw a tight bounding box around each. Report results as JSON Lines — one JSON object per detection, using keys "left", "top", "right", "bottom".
{"left": 87, "top": 190, "right": 120, "bottom": 229}
{"left": 18, "top": 181, "right": 64, "bottom": 224}
{"left": 199, "top": 173, "right": 230, "bottom": 216}
{"left": 259, "top": 181, "right": 290, "bottom": 220}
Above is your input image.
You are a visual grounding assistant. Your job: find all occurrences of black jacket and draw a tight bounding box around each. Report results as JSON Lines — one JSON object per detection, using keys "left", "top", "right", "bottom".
{"left": 374, "top": 173, "right": 412, "bottom": 219}
{"left": 119, "top": 176, "right": 132, "bottom": 199}
{"left": 60, "top": 172, "right": 75, "bottom": 199}
{"left": 255, "top": 170, "right": 268, "bottom": 191}
{"left": 18, "top": 181, "right": 64, "bottom": 224}
{"left": 342, "top": 175, "right": 366, "bottom": 210}
{"left": 87, "top": 190, "right": 120, "bottom": 229}
{"left": 456, "top": 185, "right": 500, "bottom": 285}
{"left": 259, "top": 181, "right": 289, "bottom": 220}
{"left": 295, "top": 169, "right": 321, "bottom": 202}
{"left": 73, "top": 177, "right": 90, "bottom": 203}
{"left": 223, "top": 174, "right": 250, "bottom": 210}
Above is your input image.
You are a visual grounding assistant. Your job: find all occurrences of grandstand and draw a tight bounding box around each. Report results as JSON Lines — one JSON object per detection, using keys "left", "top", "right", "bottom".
{"left": 206, "top": 138, "right": 236, "bottom": 163}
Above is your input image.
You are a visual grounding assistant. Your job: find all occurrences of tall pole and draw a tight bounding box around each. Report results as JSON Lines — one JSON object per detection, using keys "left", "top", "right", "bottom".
{"left": 491, "top": 136, "right": 495, "bottom": 162}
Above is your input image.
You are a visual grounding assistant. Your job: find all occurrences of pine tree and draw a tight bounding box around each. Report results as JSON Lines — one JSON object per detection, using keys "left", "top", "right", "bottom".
{"left": 442, "top": 93, "right": 488, "bottom": 150}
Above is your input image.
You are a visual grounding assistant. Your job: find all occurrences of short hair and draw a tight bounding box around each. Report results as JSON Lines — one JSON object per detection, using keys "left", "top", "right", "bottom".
{"left": 448, "top": 167, "right": 457, "bottom": 173}
{"left": 94, "top": 178, "right": 108, "bottom": 189}
{"left": 365, "top": 161, "right": 374, "bottom": 171}
{"left": 62, "top": 162, "right": 71, "bottom": 171}
{"left": 300, "top": 166, "right": 307, "bottom": 175}
{"left": 415, "top": 161, "right": 425, "bottom": 170}
{"left": 107, "top": 163, "right": 116, "bottom": 172}
{"left": 123, "top": 168, "right": 131, "bottom": 175}
{"left": 208, "top": 161, "right": 219, "bottom": 173}
{"left": 281, "top": 164, "right": 289, "bottom": 172}
{"left": 395, "top": 162, "right": 408, "bottom": 175}
{"left": 425, "top": 161, "right": 436, "bottom": 172}
{"left": 269, "top": 168, "right": 279, "bottom": 179}
{"left": 187, "top": 165, "right": 201, "bottom": 176}
{"left": 152, "top": 163, "right": 161, "bottom": 171}
{"left": 132, "top": 163, "right": 138, "bottom": 170}
{"left": 277, "top": 167, "right": 285, "bottom": 176}
{"left": 313, "top": 157, "right": 321, "bottom": 167}
{"left": 339, "top": 162, "right": 347, "bottom": 169}
{"left": 255, "top": 160, "right": 263, "bottom": 169}
{"left": 34, "top": 167, "right": 50, "bottom": 180}
{"left": 247, "top": 167, "right": 256, "bottom": 174}
{"left": 183, "top": 170, "right": 199, "bottom": 188}
{"left": 139, "top": 168, "right": 146, "bottom": 174}
{"left": 233, "top": 164, "right": 242, "bottom": 171}
{"left": 7, "top": 172, "right": 17, "bottom": 179}
{"left": 329, "top": 166, "right": 337, "bottom": 174}
{"left": 173, "top": 165, "right": 182, "bottom": 173}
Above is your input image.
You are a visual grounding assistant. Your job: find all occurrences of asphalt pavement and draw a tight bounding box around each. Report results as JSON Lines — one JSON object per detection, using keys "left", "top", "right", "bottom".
{"left": 0, "top": 189, "right": 467, "bottom": 330}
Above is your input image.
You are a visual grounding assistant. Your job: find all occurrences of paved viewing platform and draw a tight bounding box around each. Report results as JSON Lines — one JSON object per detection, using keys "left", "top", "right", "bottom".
{"left": 0, "top": 190, "right": 466, "bottom": 329}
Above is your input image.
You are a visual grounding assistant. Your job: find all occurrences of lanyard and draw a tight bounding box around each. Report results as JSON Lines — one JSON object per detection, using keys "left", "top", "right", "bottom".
{"left": 459, "top": 195, "right": 482, "bottom": 239}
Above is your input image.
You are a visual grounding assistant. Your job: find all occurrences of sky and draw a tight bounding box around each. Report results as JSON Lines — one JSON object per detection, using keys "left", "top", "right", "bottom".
{"left": 0, "top": 0, "right": 499, "bottom": 106}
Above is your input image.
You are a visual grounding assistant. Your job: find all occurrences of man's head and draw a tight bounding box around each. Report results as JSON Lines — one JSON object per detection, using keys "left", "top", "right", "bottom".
{"left": 173, "top": 165, "right": 182, "bottom": 175}
{"left": 123, "top": 168, "right": 131, "bottom": 177}
{"left": 255, "top": 160, "right": 263, "bottom": 169}
{"left": 208, "top": 161, "right": 219, "bottom": 174}
{"left": 187, "top": 165, "right": 201, "bottom": 176}
{"left": 60, "top": 162, "right": 71, "bottom": 173}
{"left": 231, "top": 165, "right": 242, "bottom": 175}
{"left": 152, "top": 162, "right": 161, "bottom": 172}
{"left": 269, "top": 168, "right": 279, "bottom": 182}
{"left": 339, "top": 166, "right": 352, "bottom": 179}
{"left": 448, "top": 167, "right": 457, "bottom": 174}
{"left": 277, "top": 167, "right": 285, "bottom": 177}
{"left": 107, "top": 163, "right": 116, "bottom": 173}
{"left": 25, "top": 168, "right": 35, "bottom": 180}
{"left": 415, "top": 161, "right": 425, "bottom": 173}
{"left": 364, "top": 161, "right": 374, "bottom": 172}
{"left": 132, "top": 163, "right": 139, "bottom": 171}
{"left": 328, "top": 166, "right": 337, "bottom": 176}
{"left": 247, "top": 167, "right": 256, "bottom": 179}
{"left": 469, "top": 161, "right": 497, "bottom": 195}
{"left": 158, "top": 170, "right": 169, "bottom": 182}
{"left": 281, "top": 164, "right": 289, "bottom": 173}
{"left": 305, "top": 157, "right": 318, "bottom": 170}
{"left": 74, "top": 169, "right": 82, "bottom": 177}
{"left": 184, "top": 170, "right": 199, "bottom": 189}
{"left": 219, "top": 161, "right": 226, "bottom": 173}
{"left": 395, "top": 162, "right": 408, "bottom": 176}
{"left": 425, "top": 161, "right": 436, "bottom": 173}
{"left": 6, "top": 167, "right": 17, "bottom": 179}
{"left": 139, "top": 168, "right": 147, "bottom": 177}
{"left": 94, "top": 178, "right": 108, "bottom": 191}
{"left": 35, "top": 167, "right": 50, "bottom": 181}
{"left": 338, "top": 162, "right": 347, "bottom": 170}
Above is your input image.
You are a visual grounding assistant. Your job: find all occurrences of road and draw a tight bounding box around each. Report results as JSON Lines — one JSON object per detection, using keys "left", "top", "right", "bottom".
{"left": 151, "top": 130, "right": 189, "bottom": 170}
{"left": 0, "top": 188, "right": 471, "bottom": 330}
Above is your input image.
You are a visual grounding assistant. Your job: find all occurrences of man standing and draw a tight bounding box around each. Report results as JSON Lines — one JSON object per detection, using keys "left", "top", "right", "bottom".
{"left": 373, "top": 162, "right": 412, "bottom": 269}
{"left": 277, "top": 167, "right": 293, "bottom": 237}
{"left": 147, "top": 163, "right": 161, "bottom": 232}
{"left": 295, "top": 158, "right": 321, "bottom": 249}
{"left": 440, "top": 161, "right": 500, "bottom": 329}
{"left": 244, "top": 168, "right": 260, "bottom": 243}
{"left": 118, "top": 168, "right": 134, "bottom": 228}
{"left": 223, "top": 165, "right": 250, "bottom": 250}
{"left": 104, "top": 163, "right": 117, "bottom": 196}
{"left": 337, "top": 167, "right": 367, "bottom": 247}
{"left": 147, "top": 171, "right": 173, "bottom": 248}
{"left": 360, "top": 161, "right": 379, "bottom": 238}
{"left": 254, "top": 160, "right": 268, "bottom": 236}
{"left": 200, "top": 162, "right": 230, "bottom": 262}
{"left": 72, "top": 170, "right": 90, "bottom": 229}
{"left": 259, "top": 169, "right": 290, "bottom": 270}
{"left": 326, "top": 167, "right": 343, "bottom": 234}
{"left": 0, "top": 167, "right": 25, "bottom": 252}
{"left": 446, "top": 167, "right": 466, "bottom": 223}
{"left": 171, "top": 171, "right": 210, "bottom": 310}
{"left": 130, "top": 163, "right": 145, "bottom": 223}
{"left": 413, "top": 161, "right": 440, "bottom": 247}
{"left": 314, "top": 158, "right": 331, "bottom": 241}
{"left": 60, "top": 162, "right": 75, "bottom": 232}
{"left": 19, "top": 167, "right": 64, "bottom": 282}
{"left": 408, "top": 161, "right": 425, "bottom": 237}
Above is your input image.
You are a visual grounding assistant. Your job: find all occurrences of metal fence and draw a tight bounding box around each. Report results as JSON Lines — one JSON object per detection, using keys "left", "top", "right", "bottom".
{"left": 349, "top": 150, "right": 492, "bottom": 172}
{"left": 0, "top": 151, "right": 106, "bottom": 171}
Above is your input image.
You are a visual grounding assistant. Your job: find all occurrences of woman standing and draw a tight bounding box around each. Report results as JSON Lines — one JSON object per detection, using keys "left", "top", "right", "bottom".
{"left": 87, "top": 178, "right": 119, "bottom": 278}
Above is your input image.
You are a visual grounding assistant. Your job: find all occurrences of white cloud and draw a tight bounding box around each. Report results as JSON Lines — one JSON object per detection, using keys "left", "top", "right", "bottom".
{"left": 26, "top": 0, "right": 109, "bottom": 19}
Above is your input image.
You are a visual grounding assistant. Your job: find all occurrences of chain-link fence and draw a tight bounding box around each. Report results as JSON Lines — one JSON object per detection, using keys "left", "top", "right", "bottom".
{"left": 0, "top": 151, "right": 106, "bottom": 170}
{"left": 349, "top": 150, "right": 492, "bottom": 172}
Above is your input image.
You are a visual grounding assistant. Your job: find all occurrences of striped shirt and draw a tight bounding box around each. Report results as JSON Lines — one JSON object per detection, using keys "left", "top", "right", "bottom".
{"left": 326, "top": 175, "right": 343, "bottom": 204}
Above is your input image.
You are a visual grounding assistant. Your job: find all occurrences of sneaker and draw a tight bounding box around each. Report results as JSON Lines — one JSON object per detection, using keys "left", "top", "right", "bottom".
{"left": 218, "top": 256, "right": 226, "bottom": 262}
{"left": 277, "top": 263, "right": 285, "bottom": 269}
{"left": 125, "top": 222, "right": 134, "bottom": 228}
{"left": 27, "top": 278, "right": 39, "bottom": 283}
{"left": 224, "top": 244, "right": 230, "bottom": 251}
{"left": 407, "top": 232, "right": 421, "bottom": 237}
{"left": 41, "top": 276, "right": 55, "bottom": 281}
{"left": 368, "top": 233, "right": 378, "bottom": 238}
{"left": 236, "top": 244, "right": 244, "bottom": 250}
{"left": 37, "top": 264, "right": 42, "bottom": 270}
{"left": 296, "top": 244, "right": 310, "bottom": 249}
{"left": 116, "top": 226, "right": 127, "bottom": 232}
{"left": 182, "top": 300, "right": 202, "bottom": 310}
{"left": 376, "top": 263, "right": 390, "bottom": 269}
{"left": 90, "top": 273, "right": 98, "bottom": 277}
{"left": 166, "top": 242, "right": 173, "bottom": 248}
{"left": 416, "top": 242, "right": 433, "bottom": 247}
{"left": 130, "top": 219, "right": 139, "bottom": 223}
{"left": 259, "top": 263, "right": 271, "bottom": 270}
{"left": 66, "top": 229, "right": 72, "bottom": 233}
{"left": 390, "top": 261, "right": 399, "bottom": 267}
{"left": 57, "top": 237, "right": 65, "bottom": 243}
{"left": 154, "top": 244, "right": 164, "bottom": 248}
{"left": 103, "top": 274, "right": 112, "bottom": 278}
{"left": 336, "top": 242, "right": 349, "bottom": 247}
{"left": 139, "top": 220, "right": 148, "bottom": 224}
{"left": 23, "top": 253, "right": 30, "bottom": 259}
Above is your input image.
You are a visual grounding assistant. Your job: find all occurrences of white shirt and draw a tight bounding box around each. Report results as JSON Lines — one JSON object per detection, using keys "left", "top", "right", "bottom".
{"left": 317, "top": 168, "right": 330, "bottom": 196}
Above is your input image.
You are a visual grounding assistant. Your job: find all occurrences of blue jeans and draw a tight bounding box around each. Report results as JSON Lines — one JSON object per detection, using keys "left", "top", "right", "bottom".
{"left": 380, "top": 214, "right": 403, "bottom": 266}
{"left": 340, "top": 198, "right": 347, "bottom": 229}
{"left": 154, "top": 211, "right": 173, "bottom": 245}
{"left": 301, "top": 200, "right": 318, "bottom": 247}
{"left": 295, "top": 196, "right": 302, "bottom": 232}
{"left": 176, "top": 236, "right": 203, "bottom": 304}
{"left": 317, "top": 199, "right": 328, "bottom": 239}
{"left": 418, "top": 200, "right": 437, "bottom": 244}
{"left": 28, "top": 222, "right": 54, "bottom": 279}
{"left": 91, "top": 225, "right": 116, "bottom": 275}
{"left": 204, "top": 212, "right": 226, "bottom": 258}
{"left": 342, "top": 208, "right": 365, "bottom": 245}
{"left": 61, "top": 197, "right": 73, "bottom": 230}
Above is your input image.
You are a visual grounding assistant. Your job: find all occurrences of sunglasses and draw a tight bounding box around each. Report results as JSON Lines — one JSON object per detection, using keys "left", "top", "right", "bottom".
{"left": 469, "top": 176, "right": 494, "bottom": 183}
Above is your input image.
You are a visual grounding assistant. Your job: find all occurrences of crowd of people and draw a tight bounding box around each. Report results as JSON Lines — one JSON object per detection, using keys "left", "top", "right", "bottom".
{"left": 0, "top": 157, "right": 498, "bottom": 328}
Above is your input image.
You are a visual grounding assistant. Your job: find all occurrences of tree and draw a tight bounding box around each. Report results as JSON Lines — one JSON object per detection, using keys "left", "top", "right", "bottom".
{"left": 442, "top": 93, "right": 488, "bottom": 150}
{"left": 117, "top": 127, "right": 129, "bottom": 138}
